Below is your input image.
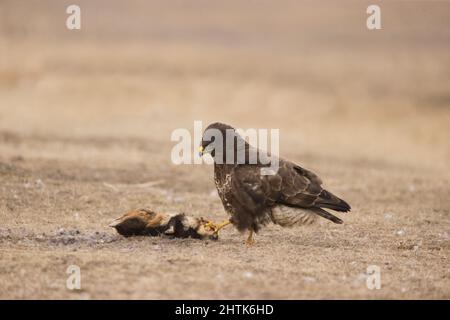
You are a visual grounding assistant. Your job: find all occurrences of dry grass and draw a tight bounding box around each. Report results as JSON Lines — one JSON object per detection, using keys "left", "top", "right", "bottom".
{"left": 0, "top": 0, "right": 449, "bottom": 299}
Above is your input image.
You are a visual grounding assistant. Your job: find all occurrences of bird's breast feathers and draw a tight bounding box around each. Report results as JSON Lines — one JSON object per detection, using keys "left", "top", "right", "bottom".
{"left": 214, "top": 172, "right": 235, "bottom": 214}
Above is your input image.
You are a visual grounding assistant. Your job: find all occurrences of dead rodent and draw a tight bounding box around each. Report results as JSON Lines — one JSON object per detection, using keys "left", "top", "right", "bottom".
{"left": 110, "top": 209, "right": 218, "bottom": 240}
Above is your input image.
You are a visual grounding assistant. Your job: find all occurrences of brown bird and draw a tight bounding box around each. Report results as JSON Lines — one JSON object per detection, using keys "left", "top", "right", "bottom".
{"left": 199, "top": 122, "right": 351, "bottom": 245}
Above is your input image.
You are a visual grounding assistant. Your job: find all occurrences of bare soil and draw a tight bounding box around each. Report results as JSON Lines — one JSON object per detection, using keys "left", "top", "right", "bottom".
{"left": 0, "top": 0, "right": 449, "bottom": 299}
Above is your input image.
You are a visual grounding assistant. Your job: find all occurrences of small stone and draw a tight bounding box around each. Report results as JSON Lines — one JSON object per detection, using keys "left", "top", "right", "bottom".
{"left": 173, "top": 196, "right": 185, "bottom": 202}
{"left": 303, "top": 276, "right": 316, "bottom": 283}
{"left": 216, "top": 273, "right": 224, "bottom": 281}
{"left": 35, "top": 179, "right": 45, "bottom": 188}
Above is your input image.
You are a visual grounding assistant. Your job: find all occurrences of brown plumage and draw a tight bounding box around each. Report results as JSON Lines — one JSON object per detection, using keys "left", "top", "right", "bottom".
{"left": 200, "top": 122, "right": 351, "bottom": 239}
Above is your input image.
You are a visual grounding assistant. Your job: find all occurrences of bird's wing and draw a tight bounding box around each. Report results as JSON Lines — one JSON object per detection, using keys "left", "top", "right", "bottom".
{"left": 275, "top": 160, "right": 322, "bottom": 207}
{"left": 232, "top": 165, "right": 281, "bottom": 209}
{"left": 278, "top": 160, "right": 350, "bottom": 212}
{"left": 229, "top": 165, "right": 282, "bottom": 230}
{"left": 228, "top": 160, "right": 350, "bottom": 231}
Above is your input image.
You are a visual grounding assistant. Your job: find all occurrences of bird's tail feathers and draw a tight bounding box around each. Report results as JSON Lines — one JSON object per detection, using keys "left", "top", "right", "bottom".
{"left": 315, "top": 189, "right": 351, "bottom": 212}
{"left": 311, "top": 207, "right": 343, "bottom": 224}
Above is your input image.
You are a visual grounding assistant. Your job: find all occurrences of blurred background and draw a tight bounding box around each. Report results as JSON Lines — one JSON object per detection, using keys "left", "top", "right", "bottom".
{"left": 0, "top": 0, "right": 449, "bottom": 299}
{"left": 1, "top": 0, "right": 449, "bottom": 169}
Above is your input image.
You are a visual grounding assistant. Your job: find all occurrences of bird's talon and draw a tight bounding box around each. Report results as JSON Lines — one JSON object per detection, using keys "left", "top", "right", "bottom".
{"left": 244, "top": 239, "right": 255, "bottom": 246}
{"left": 203, "top": 221, "right": 218, "bottom": 232}
{"left": 244, "top": 229, "right": 255, "bottom": 246}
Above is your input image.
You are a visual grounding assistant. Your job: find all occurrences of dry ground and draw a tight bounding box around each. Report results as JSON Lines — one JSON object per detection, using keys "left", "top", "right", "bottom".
{"left": 0, "top": 0, "right": 449, "bottom": 299}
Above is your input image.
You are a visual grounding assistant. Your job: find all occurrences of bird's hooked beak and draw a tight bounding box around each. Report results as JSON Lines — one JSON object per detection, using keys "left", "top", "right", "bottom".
{"left": 198, "top": 144, "right": 214, "bottom": 157}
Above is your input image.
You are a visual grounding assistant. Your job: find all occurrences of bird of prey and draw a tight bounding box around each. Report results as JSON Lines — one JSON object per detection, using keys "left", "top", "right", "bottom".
{"left": 199, "top": 122, "right": 351, "bottom": 245}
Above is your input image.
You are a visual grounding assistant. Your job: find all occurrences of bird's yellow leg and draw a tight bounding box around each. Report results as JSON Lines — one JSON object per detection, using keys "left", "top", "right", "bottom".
{"left": 208, "top": 219, "right": 232, "bottom": 237}
{"left": 203, "top": 219, "right": 232, "bottom": 234}
{"left": 215, "top": 219, "right": 232, "bottom": 233}
{"left": 245, "top": 229, "right": 255, "bottom": 246}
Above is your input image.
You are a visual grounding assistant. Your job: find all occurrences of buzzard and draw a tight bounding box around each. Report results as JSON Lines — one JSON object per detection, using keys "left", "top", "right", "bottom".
{"left": 199, "top": 122, "right": 351, "bottom": 245}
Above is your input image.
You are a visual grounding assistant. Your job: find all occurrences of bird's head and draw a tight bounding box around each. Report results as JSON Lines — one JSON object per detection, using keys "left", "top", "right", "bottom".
{"left": 198, "top": 122, "right": 237, "bottom": 161}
